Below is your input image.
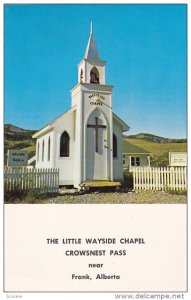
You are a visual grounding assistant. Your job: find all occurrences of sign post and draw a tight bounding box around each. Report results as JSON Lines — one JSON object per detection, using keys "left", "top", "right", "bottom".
{"left": 7, "top": 150, "right": 28, "bottom": 167}
{"left": 169, "top": 152, "right": 187, "bottom": 167}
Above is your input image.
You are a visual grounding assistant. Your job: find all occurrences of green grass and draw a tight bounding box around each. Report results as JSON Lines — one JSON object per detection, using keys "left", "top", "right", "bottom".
{"left": 22, "top": 145, "right": 36, "bottom": 152}
{"left": 5, "top": 139, "right": 35, "bottom": 149}
{"left": 124, "top": 138, "right": 187, "bottom": 155}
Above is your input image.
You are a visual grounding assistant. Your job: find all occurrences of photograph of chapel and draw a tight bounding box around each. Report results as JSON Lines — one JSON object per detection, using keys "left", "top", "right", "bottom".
{"left": 4, "top": 5, "right": 187, "bottom": 203}
{"left": 32, "top": 24, "right": 129, "bottom": 189}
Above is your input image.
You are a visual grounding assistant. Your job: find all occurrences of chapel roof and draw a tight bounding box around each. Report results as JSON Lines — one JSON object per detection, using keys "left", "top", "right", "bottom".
{"left": 113, "top": 113, "right": 130, "bottom": 132}
{"left": 32, "top": 106, "right": 76, "bottom": 139}
{"left": 123, "top": 140, "right": 151, "bottom": 154}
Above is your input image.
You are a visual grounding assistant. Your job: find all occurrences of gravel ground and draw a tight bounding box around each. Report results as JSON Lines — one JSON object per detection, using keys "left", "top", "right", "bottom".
{"left": 39, "top": 190, "right": 187, "bottom": 204}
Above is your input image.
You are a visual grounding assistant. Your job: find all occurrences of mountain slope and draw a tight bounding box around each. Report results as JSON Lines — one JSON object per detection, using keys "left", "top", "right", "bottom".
{"left": 4, "top": 124, "right": 36, "bottom": 163}
{"left": 4, "top": 124, "right": 36, "bottom": 141}
{"left": 124, "top": 133, "right": 187, "bottom": 143}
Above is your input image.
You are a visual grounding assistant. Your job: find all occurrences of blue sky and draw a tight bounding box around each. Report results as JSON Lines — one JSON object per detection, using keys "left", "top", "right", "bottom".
{"left": 4, "top": 4, "right": 187, "bottom": 138}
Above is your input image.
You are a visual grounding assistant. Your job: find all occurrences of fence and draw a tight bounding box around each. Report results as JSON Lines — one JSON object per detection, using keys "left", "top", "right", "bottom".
{"left": 132, "top": 166, "right": 187, "bottom": 191}
{"left": 4, "top": 167, "right": 59, "bottom": 193}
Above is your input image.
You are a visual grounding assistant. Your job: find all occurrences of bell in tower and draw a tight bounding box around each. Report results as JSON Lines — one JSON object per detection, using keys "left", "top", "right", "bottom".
{"left": 90, "top": 66, "right": 99, "bottom": 84}
{"left": 78, "top": 22, "right": 106, "bottom": 85}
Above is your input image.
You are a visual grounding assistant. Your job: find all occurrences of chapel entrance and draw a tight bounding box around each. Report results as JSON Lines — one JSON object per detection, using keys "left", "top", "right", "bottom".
{"left": 86, "top": 109, "right": 108, "bottom": 180}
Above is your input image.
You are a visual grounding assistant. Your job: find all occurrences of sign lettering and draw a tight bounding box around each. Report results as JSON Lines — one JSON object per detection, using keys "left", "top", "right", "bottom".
{"left": 7, "top": 150, "right": 28, "bottom": 166}
{"left": 90, "top": 102, "right": 103, "bottom": 106}
{"left": 169, "top": 152, "right": 187, "bottom": 167}
{"left": 89, "top": 94, "right": 105, "bottom": 100}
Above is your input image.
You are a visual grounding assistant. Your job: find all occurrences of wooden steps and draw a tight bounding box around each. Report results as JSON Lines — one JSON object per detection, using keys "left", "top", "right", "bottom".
{"left": 81, "top": 181, "right": 121, "bottom": 188}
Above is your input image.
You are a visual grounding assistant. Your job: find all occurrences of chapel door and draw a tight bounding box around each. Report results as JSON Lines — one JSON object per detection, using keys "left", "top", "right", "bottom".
{"left": 86, "top": 109, "right": 108, "bottom": 180}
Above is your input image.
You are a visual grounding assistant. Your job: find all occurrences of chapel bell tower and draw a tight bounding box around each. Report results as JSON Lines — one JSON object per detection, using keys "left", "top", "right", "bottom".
{"left": 71, "top": 22, "right": 115, "bottom": 187}
{"left": 78, "top": 22, "right": 106, "bottom": 85}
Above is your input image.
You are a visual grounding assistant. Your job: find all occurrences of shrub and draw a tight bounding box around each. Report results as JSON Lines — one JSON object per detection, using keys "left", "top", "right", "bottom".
{"left": 166, "top": 189, "right": 187, "bottom": 196}
{"left": 4, "top": 188, "right": 43, "bottom": 203}
{"left": 4, "top": 188, "right": 27, "bottom": 203}
{"left": 22, "top": 190, "right": 42, "bottom": 203}
{"left": 123, "top": 167, "right": 133, "bottom": 189}
{"left": 150, "top": 152, "right": 169, "bottom": 167}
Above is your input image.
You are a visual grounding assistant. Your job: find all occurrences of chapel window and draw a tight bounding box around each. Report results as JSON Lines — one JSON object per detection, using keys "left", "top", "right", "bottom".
{"left": 90, "top": 67, "right": 99, "bottom": 84}
{"left": 60, "top": 131, "right": 70, "bottom": 157}
{"left": 48, "top": 137, "right": 51, "bottom": 161}
{"left": 80, "top": 69, "right": 83, "bottom": 83}
{"left": 113, "top": 134, "right": 117, "bottom": 158}
{"left": 37, "top": 142, "right": 39, "bottom": 162}
{"left": 42, "top": 140, "right": 44, "bottom": 161}
{"left": 131, "top": 157, "right": 140, "bottom": 166}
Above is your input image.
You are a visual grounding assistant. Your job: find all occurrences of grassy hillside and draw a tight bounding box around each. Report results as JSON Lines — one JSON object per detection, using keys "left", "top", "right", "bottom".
{"left": 124, "top": 138, "right": 187, "bottom": 155}
{"left": 124, "top": 138, "right": 187, "bottom": 167}
{"left": 4, "top": 124, "right": 36, "bottom": 164}
{"left": 125, "top": 133, "right": 187, "bottom": 144}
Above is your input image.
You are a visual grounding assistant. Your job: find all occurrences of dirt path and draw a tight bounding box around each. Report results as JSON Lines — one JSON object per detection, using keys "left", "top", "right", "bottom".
{"left": 39, "top": 190, "right": 187, "bottom": 204}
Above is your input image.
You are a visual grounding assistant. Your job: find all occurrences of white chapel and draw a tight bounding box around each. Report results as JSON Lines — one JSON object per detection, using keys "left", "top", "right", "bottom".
{"left": 32, "top": 24, "right": 129, "bottom": 188}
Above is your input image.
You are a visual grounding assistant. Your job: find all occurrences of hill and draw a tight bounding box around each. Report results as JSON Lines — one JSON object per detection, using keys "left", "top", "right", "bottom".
{"left": 124, "top": 138, "right": 187, "bottom": 156}
{"left": 124, "top": 133, "right": 187, "bottom": 144}
{"left": 4, "top": 124, "right": 36, "bottom": 164}
{"left": 4, "top": 124, "right": 36, "bottom": 141}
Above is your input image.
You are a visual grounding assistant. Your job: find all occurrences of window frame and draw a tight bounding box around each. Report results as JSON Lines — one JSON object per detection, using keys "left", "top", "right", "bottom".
{"left": 131, "top": 156, "right": 140, "bottom": 166}
{"left": 37, "top": 142, "right": 39, "bottom": 162}
{"left": 42, "top": 140, "right": 44, "bottom": 162}
{"left": 60, "top": 131, "right": 70, "bottom": 158}
{"left": 113, "top": 134, "right": 118, "bottom": 158}
{"left": 48, "top": 136, "right": 51, "bottom": 161}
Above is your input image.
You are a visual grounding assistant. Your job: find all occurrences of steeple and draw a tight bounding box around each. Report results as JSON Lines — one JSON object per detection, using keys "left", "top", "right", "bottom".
{"left": 78, "top": 23, "right": 106, "bottom": 85}
{"left": 84, "top": 22, "right": 100, "bottom": 61}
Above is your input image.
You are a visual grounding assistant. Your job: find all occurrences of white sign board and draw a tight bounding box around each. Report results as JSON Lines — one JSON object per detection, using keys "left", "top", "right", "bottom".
{"left": 169, "top": 152, "right": 187, "bottom": 167}
{"left": 7, "top": 150, "right": 28, "bottom": 167}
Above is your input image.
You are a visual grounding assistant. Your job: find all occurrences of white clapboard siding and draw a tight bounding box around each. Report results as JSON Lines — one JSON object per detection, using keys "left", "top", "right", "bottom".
{"left": 4, "top": 167, "right": 59, "bottom": 193}
{"left": 132, "top": 167, "right": 187, "bottom": 191}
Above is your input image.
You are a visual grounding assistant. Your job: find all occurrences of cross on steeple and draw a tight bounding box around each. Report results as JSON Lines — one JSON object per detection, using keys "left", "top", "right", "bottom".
{"left": 90, "top": 21, "right": 93, "bottom": 35}
{"left": 87, "top": 117, "right": 106, "bottom": 152}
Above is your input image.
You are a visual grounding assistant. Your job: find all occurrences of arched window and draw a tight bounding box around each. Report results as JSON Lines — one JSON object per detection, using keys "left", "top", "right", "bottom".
{"left": 80, "top": 69, "right": 83, "bottom": 83}
{"left": 37, "top": 142, "right": 39, "bottom": 162}
{"left": 90, "top": 67, "right": 99, "bottom": 84}
{"left": 113, "top": 134, "right": 117, "bottom": 158}
{"left": 42, "top": 140, "right": 44, "bottom": 161}
{"left": 48, "top": 137, "right": 51, "bottom": 161}
{"left": 60, "top": 131, "right": 70, "bottom": 157}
